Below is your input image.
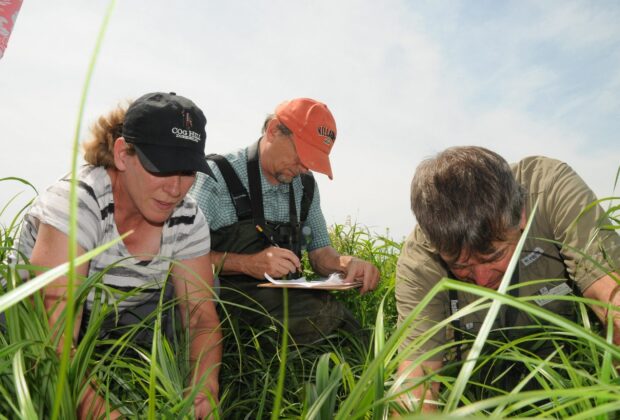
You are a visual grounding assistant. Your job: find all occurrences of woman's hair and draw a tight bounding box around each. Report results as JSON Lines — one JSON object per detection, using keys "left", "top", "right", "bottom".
{"left": 82, "top": 102, "right": 135, "bottom": 167}
{"left": 410, "top": 146, "right": 526, "bottom": 259}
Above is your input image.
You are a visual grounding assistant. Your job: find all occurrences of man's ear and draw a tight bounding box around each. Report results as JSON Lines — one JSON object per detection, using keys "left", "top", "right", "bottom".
{"left": 265, "top": 118, "right": 280, "bottom": 138}
{"left": 113, "top": 137, "right": 129, "bottom": 171}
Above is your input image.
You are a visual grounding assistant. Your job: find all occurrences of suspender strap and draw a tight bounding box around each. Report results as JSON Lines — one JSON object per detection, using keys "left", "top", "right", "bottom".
{"left": 503, "top": 266, "right": 520, "bottom": 330}
{"left": 206, "top": 154, "right": 252, "bottom": 220}
{"left": 246, "top": 141, "right": 266, "bottom": 229}
{"left": 299, "top": 173, "right": 315, "bottom": 223}
{"left": 288, "top": 183, "right": 300, "bottom": 256}
{"left": 288, "top": 183, "right": 298, "bottom": 226}
{"left": 449, "top": 288, "right": 463, "bottom": 362}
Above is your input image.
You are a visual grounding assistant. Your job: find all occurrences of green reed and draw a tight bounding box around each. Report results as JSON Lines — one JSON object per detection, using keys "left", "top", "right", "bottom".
{"left": 0, "top": 0, "right": 618, "bottom": 414}
{"left": 1, "top": 191, "right": 620, "bottom": 418}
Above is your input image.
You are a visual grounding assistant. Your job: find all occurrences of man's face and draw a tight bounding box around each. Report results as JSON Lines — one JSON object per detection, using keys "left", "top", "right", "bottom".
{"left": 440, "top": 228, "right": 522, "bottom": 290}
{"left": 265, "top": 128, "right": 309, "bottom": 184}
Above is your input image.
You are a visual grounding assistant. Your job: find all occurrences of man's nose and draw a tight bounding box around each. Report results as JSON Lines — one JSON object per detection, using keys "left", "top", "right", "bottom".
{"left": 472, "top": 265, "right": 495, "bottom": 287}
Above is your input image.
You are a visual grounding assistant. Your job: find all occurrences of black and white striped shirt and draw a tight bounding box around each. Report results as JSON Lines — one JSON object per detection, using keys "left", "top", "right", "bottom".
{"left": 17, "top": 165, "right": 211, "bottom": 309}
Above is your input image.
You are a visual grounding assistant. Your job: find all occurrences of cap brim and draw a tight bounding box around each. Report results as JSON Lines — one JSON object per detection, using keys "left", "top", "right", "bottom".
{"left": 133, "top": 144, "right": 216, "bottom": 179}
{"left": 293, "top": 138, "right": 333, "bottom": 180}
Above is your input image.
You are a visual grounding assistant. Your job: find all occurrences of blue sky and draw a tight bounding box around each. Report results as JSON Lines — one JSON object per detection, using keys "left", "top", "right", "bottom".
{"left": 1, "top": 0, "right": 619, "bottom": 240}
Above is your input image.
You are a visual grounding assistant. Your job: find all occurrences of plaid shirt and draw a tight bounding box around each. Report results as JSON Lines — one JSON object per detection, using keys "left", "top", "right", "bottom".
{"left": 190, "top": 146, "right": 331, "bottom": 252}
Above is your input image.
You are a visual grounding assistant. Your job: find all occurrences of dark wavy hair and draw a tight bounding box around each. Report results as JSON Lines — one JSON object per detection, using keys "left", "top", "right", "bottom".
{"left": 410, "top": 146, "right": 526, "bottom": 259}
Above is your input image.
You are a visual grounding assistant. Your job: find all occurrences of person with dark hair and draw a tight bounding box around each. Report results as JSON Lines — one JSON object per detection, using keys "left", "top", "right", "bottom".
{"left": 396, "top": 146, "right": 620, "bottom": 410}
{"left": 190, "top": 97, "right": 380, "bottom": 344}
{"left": 17, "top": 92, "right": 222, "bottom": 418}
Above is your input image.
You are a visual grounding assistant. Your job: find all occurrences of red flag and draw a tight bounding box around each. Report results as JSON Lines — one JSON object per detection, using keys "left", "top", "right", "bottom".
{"left": 0, "top": 0, "right": 23, "bottom": 59}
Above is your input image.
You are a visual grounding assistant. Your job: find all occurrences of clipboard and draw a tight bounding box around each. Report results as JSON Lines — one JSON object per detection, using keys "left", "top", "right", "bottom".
{"left": 258, "top": 272, "right": 363, "bottom": 290}
{"left": 257, "top": 281, "right": 363, "bottom": 290}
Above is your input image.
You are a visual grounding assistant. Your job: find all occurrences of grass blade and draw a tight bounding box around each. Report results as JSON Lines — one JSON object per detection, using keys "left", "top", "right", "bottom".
{"left": 52, "top": 1, "right": 117, "bottom": 419}
{"left": 13, "top": 349, "right": 37, "bottom": 420}
{"left": 270, "top": 288, "right": 288, "bottom": 420}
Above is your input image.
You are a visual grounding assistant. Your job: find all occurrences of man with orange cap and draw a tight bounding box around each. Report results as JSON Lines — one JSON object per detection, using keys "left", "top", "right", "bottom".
{"left": 191, "top": 98, "right": 380, "bottom": 343}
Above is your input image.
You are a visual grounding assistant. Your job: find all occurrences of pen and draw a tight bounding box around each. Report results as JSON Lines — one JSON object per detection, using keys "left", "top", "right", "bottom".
{"left": 256, "top": 224, "right": 301, "bottom": 279}
{"left": 256, "top": 224, "right": 279, "bottom": 248}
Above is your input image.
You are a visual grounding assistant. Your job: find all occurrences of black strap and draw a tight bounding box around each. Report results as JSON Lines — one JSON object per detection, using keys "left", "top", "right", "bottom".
{"left": 206, "top": 154, "right": 252, "bottom": 220}
{"left": 288, "top": 182, "right": 299, "bottom": 257}
{"left": 449, "top": 288, "right": 463, "bottom": 361}
{"left": 288, "top": 183, "right": 298, "bottom": 227}
{"left": 246, "top": 141, "right": 265, "bottom": 229}
{"left": 503, "top": 266, "right": 520, "bottom": 331}
{"left": 299, "top": 173, "right": 315, "bottom": 223}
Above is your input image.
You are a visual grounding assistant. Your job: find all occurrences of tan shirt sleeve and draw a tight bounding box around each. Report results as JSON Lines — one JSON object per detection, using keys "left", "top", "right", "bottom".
{"left": 396, "top": 226, "right": 450, "bottom": 361}
{"left": 533, "top": 158, "right": 620, "bottom": 291}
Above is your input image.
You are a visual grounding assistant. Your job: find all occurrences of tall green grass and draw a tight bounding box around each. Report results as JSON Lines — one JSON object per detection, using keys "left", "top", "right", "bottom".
{"left": 2, "top": 183, "right": 620, "bottom": 418}
{"left": 1, "top": 0, "right": 618, "bottom": 415}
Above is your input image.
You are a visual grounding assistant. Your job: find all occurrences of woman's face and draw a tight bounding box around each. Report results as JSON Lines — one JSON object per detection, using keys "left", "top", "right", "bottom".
{"left": 117, "top": 143, "right": 195, "bottom": 225}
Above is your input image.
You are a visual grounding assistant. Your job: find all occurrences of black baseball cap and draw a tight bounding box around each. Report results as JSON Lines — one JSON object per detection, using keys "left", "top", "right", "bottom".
{"left": 122, "top": 92, "right": 215, "bottom": 178}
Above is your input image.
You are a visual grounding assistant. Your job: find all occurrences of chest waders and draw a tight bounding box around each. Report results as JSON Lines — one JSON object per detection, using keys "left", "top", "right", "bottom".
{"left": 208, "top": 141, "right": 358, "bottom": 344}
{"left": 449, "top": 268, "right": 520, "bottom": 362}
{"left": 447, "top": 266, "right": 579, "bottom": 399}
{"left": 446, "top": 268, "right": 532, "bottom": 398}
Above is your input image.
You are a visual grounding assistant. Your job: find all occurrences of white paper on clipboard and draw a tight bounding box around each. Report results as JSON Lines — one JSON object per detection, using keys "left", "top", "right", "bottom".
{"left": 263, "top": 272, "right": 346, "bottom": 288}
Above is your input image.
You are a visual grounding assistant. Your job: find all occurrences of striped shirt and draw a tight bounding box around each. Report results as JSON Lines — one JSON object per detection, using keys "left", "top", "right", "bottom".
{"left": 17, "top": 165, "right": 210, "bottom": 309}
{"left": 190, "top": 146, "right": 331, "bottom": 251}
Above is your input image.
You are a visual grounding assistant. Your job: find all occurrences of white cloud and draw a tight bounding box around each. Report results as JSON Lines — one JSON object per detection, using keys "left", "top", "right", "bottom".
{"left": 531, "top": 1, "right": 620, "bottom": 49}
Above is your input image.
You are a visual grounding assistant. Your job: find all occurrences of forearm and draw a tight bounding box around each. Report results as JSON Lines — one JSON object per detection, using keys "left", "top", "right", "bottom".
{"left": 210, "top": 250, "right": 251, "bottom": 276}
{"left": 397, "top": 361, "right": 442, "bottom": 413}
{"left": 43, "top": 286, "right": 83, "bottom": 353}
{"left": 189, "top": 313, "right": 222, "bottom": 397}
{"left": 309, "top": 246, "right": 380, "bottom": 292}
{"left": 79, "top": 382, "right": 121, "bottom": 420}
{"left": 44, "top": 287, "right": 119, "bottom": 418}
{"left": 398, "top": 382, "right": 440, "bottom": 414}
{"left": 32, "top": 224, "right": 89, "bottom": 351}
{"left": 308, "top": 246, "right": 349, "bottom": 276}
{"left": 172, "top": 254, "right": 222, "bottom": 417}
{"left": 583, "top": 272, "right": 620, "bottom": 345}
{"left": 211, "top": 248, "right": 301, "bottom": 280}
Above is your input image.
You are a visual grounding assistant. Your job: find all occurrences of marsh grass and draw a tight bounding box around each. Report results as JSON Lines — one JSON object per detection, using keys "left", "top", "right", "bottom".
{"left": 1, "top": 180, "right": 620, "bottom": 418}
{"left": 327, "top": 223, "right": 401, "bottom": 329}
{"left": 0, "top": 0, "right": 619, "bottom": 414}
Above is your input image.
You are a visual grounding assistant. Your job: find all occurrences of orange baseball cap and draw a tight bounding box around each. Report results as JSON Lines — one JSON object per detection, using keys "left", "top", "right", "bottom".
{"left": 275, "top": 98, "right": 337, "bottom": 179}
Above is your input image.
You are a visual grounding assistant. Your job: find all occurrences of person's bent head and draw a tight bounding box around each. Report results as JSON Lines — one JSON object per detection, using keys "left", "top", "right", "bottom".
{"left": 410, "top": 146, "right": 525, "bottom": 267}
{"left": 83, "top": 92, "right": 214, "bottom": 224}
{"left": 83, "top": 92, "right": 213, "bottom": 176}
{"left": 260, "top": 98, "right": 337, "bottom": 183}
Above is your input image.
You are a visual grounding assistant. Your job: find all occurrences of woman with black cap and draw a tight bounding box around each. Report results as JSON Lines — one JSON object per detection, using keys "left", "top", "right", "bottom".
{"left": 17, "top": 92, "right": 221, "bottom": 418}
